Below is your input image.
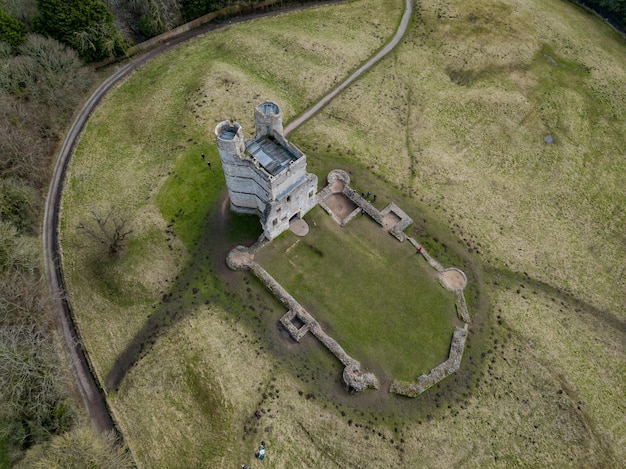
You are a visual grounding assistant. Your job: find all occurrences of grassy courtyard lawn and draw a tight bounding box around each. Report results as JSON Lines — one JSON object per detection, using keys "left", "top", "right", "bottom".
{"left": 255, "top": 207, "right": 458, "bottom": 380}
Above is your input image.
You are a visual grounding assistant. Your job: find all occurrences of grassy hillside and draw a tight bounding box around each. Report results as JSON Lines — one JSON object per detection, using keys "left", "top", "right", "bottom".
{"left": 60, "top": 0, "right": 624, "bottom": 466}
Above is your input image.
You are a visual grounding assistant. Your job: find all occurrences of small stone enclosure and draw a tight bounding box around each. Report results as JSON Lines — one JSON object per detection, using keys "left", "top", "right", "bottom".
{"left": 217, "top": 104, "right": 470, "bottom": 396}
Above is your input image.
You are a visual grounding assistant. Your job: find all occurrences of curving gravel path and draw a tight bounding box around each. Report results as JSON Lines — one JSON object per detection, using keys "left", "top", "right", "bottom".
{"left": 42, "top": 6, "right": 309, "bottom": 436}
{"left": 42, "top": 17, "right": 233, "bottom": 436}
{"left": 42, "top": 0, "right": 412, "bottom": 435}
{"left": 284, "top": 0, "right": 413, "bottom": 135}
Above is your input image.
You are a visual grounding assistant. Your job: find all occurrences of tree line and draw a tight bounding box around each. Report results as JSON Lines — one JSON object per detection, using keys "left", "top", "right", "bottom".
{"left": 0, "top": 0, "right": 132, "bottom": 465}
{"left": 576, "top": 0, "right": 625, "bottom": 30}
{"left": 0, "top": 0, "right": 321, "bottom": 465}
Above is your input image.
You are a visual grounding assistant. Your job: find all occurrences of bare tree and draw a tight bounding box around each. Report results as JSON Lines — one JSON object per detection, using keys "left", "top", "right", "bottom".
{"left": 77, "top": 208, "right": 133, "bottom": 258}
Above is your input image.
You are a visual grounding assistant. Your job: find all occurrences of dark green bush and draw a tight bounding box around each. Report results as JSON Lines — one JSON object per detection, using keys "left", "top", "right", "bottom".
{"left": 576, "top": 0, "right": 626, "bottom": 29}
{"left": 137, "top": 14, "right": 163, "bottom": 37}
{"left": 0, "top": 9, "right": 27, "bottom": 47}
{"left": 35, "top": 0, "right": 126, "bottom": 62}
{"left": 181, "top": 0, "right": 228, "bottom": 21}
{"left": 0, "top": 178, "right": 38, "bottom": 234}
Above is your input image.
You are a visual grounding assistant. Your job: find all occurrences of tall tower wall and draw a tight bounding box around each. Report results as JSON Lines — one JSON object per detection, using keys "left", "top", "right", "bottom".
{"left": 214, "top": 121, "right": 261, "bottom": 215}
{"left": 254, "top": 101, "right": 283, "bottom": 138}
{"left": 214, "top": 102, "right": 318, "bottom": 240}
{"left": 215, "top": 121, "right": 245, "bottom": 159}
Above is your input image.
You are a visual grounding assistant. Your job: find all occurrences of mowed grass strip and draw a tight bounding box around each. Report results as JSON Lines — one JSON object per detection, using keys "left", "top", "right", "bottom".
{"left": 256, "top": 207, "right": 458, "bottom": 379}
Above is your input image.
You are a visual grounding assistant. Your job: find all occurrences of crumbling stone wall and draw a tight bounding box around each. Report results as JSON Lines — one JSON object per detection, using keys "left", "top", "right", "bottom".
{"left": 381, "top": 203, "right": 413, "bottom": 241}
{"left": 389, "top": 325, "right": 468, "bottom": 397}
{"left": 455, "top": 291, "right": 471, "bottom": 324}
{"left": 227, "top": 169, "right": 472, "bottom": 397}
{"left": 406, "top": 236, "right": 444, "bottom": 272}
{"left": 317, "top": 171, "right": 472, "bottom": 396}
{"left": 227, "top": 243, "right": 379, "bottom": 392}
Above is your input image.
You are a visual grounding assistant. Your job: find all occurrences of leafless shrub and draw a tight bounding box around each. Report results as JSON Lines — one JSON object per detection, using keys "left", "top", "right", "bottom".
{"left": 77, "top": 208, "right": 133, "bottom": 258}
{"left": 0, "top": 35, "right": 94, "bottom": 135}
{"left": 0, "top": 324, "right": 69, "bottom": 451}
{"left": 0, "top": 219, "right": 40, "bottom": 274}
{"left": 0, "top": 270, "right": 47, "bottom": 326}
{"left": 21, "top": 427, "right": 134, "bottom": 468}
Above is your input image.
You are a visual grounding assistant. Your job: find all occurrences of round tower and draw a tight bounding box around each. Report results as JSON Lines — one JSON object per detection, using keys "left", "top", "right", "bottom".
{"left": 214, "top": 121, "right": 245, "bottom": 162}
{"left": 254, "top": 101, "right": 283, "bottom": 138}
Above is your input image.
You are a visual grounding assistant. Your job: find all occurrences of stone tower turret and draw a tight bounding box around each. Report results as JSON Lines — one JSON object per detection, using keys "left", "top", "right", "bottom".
{"left": 254, "top": 101, "right": 283, "bottom": 138}
{"left": 214, "top": 120, "right": 245, "bottom": 162}
{"left": 214, "top": 102, "right": 318, "bottom": 240}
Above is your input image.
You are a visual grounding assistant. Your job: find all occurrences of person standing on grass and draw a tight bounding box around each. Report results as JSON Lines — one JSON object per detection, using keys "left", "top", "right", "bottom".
{"left": 255, "top": 441, "right": 266, "bottom": 460}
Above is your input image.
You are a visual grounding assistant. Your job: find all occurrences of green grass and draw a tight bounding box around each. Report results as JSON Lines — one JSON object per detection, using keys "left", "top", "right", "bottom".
{"left": 256, "top": 207, "right": 458, "bottom": 379}
{"left": 57, "top": 0, "right": 625, "bottom": 465}
{"left": 155, "top": 144, "right": 224, "bottom": 248}
{"left": 0, "top": 439, "right": 11, "bottom": 469}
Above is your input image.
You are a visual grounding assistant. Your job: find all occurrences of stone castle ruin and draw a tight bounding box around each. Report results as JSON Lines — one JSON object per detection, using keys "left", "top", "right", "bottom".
{"left": 217, "top": 103, "right": 470, "bottom": 396}
{"left": 214, "top": 102, "right": 318, "bottom": 240}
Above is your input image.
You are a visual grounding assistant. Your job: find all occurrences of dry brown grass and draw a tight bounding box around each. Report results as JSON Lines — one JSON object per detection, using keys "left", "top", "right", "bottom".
{"left": 292, "top": 0, "right": 625, "bottom": 464}
{"left": 299, "top": 0, "right": 625, "bottom": 318}
{"left": 60, "top": 0, "right": 401, "bottom": 378}
{"left": 59, "top": 0, "right": 625, "bottom": 466}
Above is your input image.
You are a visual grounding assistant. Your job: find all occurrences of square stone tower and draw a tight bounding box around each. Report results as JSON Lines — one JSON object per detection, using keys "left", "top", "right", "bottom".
{"left": 214, "top": 101, "right": 318, "bottom": 240}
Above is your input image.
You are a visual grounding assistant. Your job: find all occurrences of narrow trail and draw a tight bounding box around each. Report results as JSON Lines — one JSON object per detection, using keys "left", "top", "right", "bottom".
{"left": 42, "top": 0, "right": 412, "bottom": 436}
{"left": 284, "top": 0, "right": 413, "bottom": 136}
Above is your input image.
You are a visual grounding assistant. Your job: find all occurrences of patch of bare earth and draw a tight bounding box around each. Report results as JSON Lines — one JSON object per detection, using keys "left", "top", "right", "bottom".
{"left": 325, "top": 193, "right": 357, "bottom": 220}
{"left": 383, "top": 212, "right": 401, "bottom": 231}
{"left": 440, "top": 269, "right": 467, "bottom": 291}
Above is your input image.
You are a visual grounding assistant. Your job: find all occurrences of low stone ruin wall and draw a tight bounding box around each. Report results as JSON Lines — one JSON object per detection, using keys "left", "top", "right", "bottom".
{"left": 389, "top": 324, "right": 468, "bottom": 397}
{"left": 406, "top": 236, "right": 444, "bottom": 273}
{"left": 317, "top": 170, "right": 472, "bottom": 396}
{"left": 347, "top": 191, "right": 385, "bottom": 226}
{"left": 455, "top": 291, "right": 471, "bottom": 324}
{"left": 341, "top": 203, "right": 362, "bottom": 226}
{"left": 228, "top": 243, "right": 379, "bottom": 392}
{"left": 227, "top": 169, "right": 472, "bottom": 397}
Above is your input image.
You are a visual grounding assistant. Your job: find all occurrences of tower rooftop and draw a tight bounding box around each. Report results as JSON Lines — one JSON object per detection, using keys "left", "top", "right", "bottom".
{"left": 219, "top": 126, "right": 238, "bottom": 140}
{"left": 246, "top": 136, "right": 298, "bottom": 176}
{"left": 257, "top": 101, "right": 280, "bottom": 116}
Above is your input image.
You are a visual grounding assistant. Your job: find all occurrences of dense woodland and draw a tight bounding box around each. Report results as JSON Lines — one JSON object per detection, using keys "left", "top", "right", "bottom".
{"left": 0, "top": 0, "right": 623, "bottom": 465}
{"left": 577, "top": 0, "right": 626, "bottom": 29}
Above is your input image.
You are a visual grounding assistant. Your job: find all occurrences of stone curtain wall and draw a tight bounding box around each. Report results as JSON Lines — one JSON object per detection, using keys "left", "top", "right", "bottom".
{"left": 407, "top": 237, "right": 444, "bottom": 272}
{"left": 228, "top": 170, "right": 472, "bottom": 396}
{"left": 389, "top": 325, "right": 468, "bottom": 397}
{"left": 227, "top": 241, "right": 379, "bottom": 392}
{"left": 455, "top": 291, "right": 471, "bottom": 324}
{"left": 317, "top": 170, "right": 471, "bottom": 396}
